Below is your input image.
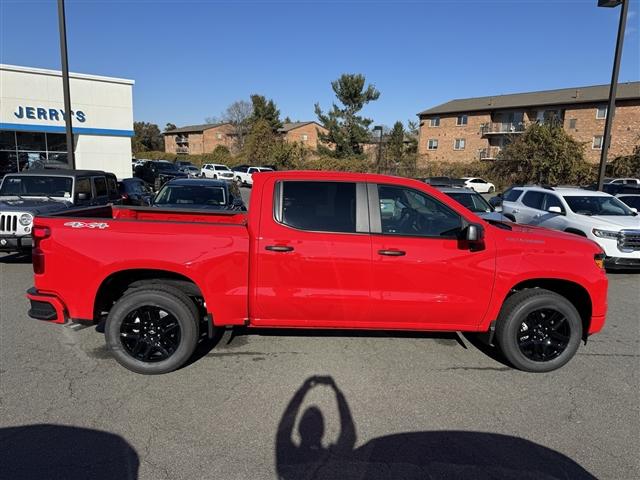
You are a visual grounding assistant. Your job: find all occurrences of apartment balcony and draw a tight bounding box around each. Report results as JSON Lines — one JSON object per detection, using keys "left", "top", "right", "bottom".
{"left": 478, "top": 146, "right": 501, "bottom": 160}
{"left": 176, "top": 146, "right": 189, "bottom": 154}
{"left": 175, "top": 136, "right": 189, "bottom": 144}
{"left": 480, "top": 122, "right": 525, "bottom": 136}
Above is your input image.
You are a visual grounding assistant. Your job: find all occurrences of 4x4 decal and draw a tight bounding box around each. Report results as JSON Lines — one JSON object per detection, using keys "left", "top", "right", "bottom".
{"left": 63, "top": 221, "right": 110, "bottom": 229}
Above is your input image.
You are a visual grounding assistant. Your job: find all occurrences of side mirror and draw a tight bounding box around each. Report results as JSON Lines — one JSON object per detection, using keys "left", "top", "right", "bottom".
{"left": 76, "top": 192, "right": 89, "bottom": 201}
{"left": 547, "top": 206, "right": 564, "bottom": 215}
{"left": 461, "top": 223, "right": 485, "bottom": 251}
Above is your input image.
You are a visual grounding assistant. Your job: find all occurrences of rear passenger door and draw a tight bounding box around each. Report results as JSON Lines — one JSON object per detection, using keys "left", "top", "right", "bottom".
{"left": 517, "top": 191, "right": 545, "bottom": 224}
{"left": 254, "top": 180, "right": 372, "bottom": 327}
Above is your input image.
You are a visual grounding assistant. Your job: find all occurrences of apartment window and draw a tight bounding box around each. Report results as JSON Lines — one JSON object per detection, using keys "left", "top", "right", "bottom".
{"left": 453, "top": 138, "right": 466, "bottom": 150}
{"left": 429, "top": 117, "right": 440, "bottom": 127}
{"left": 592, "top": 135, "right": 604, "bottom": 150}
{"left": 596, "top": 106, "right": 607, "bottom": 119}
{"left": 456, "top": 115, "right": 468, "bottom": 126}
{"left": 301, "top": 134, "right": 308, "bottom": 142}
{"left": 216, "top": 133, "right": 223, "bottom": 140}
{"left": 427, "top": 139, "right": 438, "bottom": 150}
{"left": 569, "top": 119, "right": 577, "bottom": 129}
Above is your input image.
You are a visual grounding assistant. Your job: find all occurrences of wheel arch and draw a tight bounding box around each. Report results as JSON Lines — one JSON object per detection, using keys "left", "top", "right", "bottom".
{"left": 93, "top": 268, "right": 204, "bottom": 322}
{"left": 505, "top": 278, "right": 592, "bottom": 338}
{"left": 564, "top": 228, "right": 587, "bottom": 237}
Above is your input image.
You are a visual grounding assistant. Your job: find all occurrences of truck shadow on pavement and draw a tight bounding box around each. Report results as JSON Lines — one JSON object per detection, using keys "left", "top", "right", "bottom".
{"left": 0, "top": 424, "right": 139, "bottom": 480}
{"left": 276, "top": 376, "right": 596, "bottom": 480}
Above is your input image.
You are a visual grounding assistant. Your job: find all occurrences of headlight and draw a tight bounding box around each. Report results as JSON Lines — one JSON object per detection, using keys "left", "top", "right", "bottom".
{"left": 592, "top": 228, "right": 619, "bottom": 240}
{"left": 19, "top": 213, "right": 33, "bottom": 226}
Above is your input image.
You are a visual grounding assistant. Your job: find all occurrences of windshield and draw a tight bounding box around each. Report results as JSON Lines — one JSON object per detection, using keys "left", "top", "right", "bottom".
{"left": 154, "top": 185, "right": 226, "bottom": 206}
{"left": 0, "top": 175, "right": 73, "bottom": 198}
{"left": 446, "top": 192, "right": 493, "bottom": 213}
{"left": 563, "top": 195, "right": 635, "bottom": 216}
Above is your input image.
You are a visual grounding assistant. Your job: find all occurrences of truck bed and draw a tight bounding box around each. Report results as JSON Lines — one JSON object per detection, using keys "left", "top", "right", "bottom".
{"left": 47, "top": 204, "right": 248, "bottom": 226}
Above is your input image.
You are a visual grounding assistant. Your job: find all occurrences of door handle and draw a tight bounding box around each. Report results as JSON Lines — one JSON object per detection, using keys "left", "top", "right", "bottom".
{"left": 265, "top": 245, "right": 294, "bottom": 252}
{"left": 378, "top": 249, "right": 406, "bottom": 256}
{"left": 512, "top": 209, "right": 519, "bottom": 213}
{"left": 534, "top": 214, "right": 542, "bottom": 218}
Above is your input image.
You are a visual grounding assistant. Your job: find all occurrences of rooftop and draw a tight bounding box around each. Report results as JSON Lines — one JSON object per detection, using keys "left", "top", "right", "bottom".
{"left": 278, "top": 121, "right": 323, "bottom": 132}
{"left": 164, "top": 123, "right": 230, "bottom": 134}
{"left": 418, "top": 82, "right": 640, "bottom": 116}
{"left": 0, "top": 64, "right": 135, "bottom": 86}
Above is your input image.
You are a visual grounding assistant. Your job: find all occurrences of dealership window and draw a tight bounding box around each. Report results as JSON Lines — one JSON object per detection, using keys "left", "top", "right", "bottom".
{"left": 429, "top": 117, "right": 440, "bottom": 127}
{"left": 427, "top": 139, "right": 438, "bottom": 150}
{"left": 592, "top": 135, "right": 604, "bottom": 150}
{"left": 456, "top": 115, "right": 468, "bottom": 126}
{"left": 596, "top": 106, "right": 607, "bottom": 119}
{"left": 454, "top": 138, "right": 466, "bottom": 150}
{"left": 569, "top": 119, "right": 577, "bottom": 129}
{"left": 0, "top": 130, "right": 74, "bottom": 174}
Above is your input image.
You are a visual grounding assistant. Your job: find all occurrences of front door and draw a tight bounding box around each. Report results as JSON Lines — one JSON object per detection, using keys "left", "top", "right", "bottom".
{"left": 369, "top": 183, "right": 495, "bottom": 330}
{"left": 254, "top": 179, "right": 372, "bottom": 327}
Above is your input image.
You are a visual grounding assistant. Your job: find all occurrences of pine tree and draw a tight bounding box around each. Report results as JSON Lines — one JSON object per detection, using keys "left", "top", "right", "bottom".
{"left": 250, "top": 95, "right": 282, "bottom": 130}
{"left": 315, "top": 74, "right": 380, "bottom": 158}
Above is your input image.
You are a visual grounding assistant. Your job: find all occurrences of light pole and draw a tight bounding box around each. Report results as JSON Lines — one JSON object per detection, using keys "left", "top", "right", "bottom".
{"left": 373, "top": 125, "right": 383, "bottom": 173}
{"left": 596, "top": 0, "right": 628, "bottom": 191}
{"left": 57, "top": 0, "right": 75, "bottom": 169}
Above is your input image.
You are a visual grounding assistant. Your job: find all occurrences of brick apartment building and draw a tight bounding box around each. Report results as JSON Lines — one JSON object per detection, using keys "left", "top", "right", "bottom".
{"left": 164, "top": 121, "right": 327, "bottom": 155}
{"left": 417, "top": 82, "right": 640, "bottom": 163}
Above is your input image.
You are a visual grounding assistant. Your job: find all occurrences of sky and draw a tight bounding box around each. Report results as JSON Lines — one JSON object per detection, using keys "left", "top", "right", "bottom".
{"left": 1, "top": 0, "right": 639, "bottom": 130}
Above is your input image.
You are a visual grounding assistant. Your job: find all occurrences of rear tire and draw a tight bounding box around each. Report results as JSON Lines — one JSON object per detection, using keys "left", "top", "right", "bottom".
{"left": 105, "top": 288, "right": 199, "bottom": 374}
{"left": 495, "top": 289, "right": 582, "bottom": 373}
{"left": 488, "top": 186, "right": 495, "bottom": 193}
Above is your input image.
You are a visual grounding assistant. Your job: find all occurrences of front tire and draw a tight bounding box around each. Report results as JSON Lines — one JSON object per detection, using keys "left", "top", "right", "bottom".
{"left": 495, "top": 289, "right": 582, "bottom": 373}
{"left": 105, "top": 288, "right": 199, "bottom": 374}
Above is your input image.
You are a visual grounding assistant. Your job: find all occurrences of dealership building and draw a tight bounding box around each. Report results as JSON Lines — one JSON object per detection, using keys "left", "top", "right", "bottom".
{"left": 0, "top": 64, "right": 134, "bottom": 179}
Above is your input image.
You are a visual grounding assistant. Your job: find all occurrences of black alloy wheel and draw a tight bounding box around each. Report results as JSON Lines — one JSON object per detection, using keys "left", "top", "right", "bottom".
{"left": 517, "top": 309, "right": 570, "bottom": 362}
{"left": 120, "top": 306, "right": 181, "bottom": 362}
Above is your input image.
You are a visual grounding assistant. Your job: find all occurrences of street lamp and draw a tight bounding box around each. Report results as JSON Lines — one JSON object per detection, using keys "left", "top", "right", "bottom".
{"left": 596, "top": 0, "right": 629, "bottom": 191}
{"left": 57, "top": 0, "right": 75, "bottom": 169}
{"left": 373, "top": 125, "right": 383, "bottom": 173}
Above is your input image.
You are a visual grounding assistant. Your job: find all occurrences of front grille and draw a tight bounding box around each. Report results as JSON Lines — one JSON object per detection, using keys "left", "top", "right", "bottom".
{"left": 619, "top": 230, "right": 640, "bottom": 251}
{"left": 0, "top": 214, "right": 19, "bottom": 233}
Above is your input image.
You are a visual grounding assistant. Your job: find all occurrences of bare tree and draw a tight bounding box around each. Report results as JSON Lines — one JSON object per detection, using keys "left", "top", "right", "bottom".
{"left": 206, "top": 100, "right": 253, "bottom": 150}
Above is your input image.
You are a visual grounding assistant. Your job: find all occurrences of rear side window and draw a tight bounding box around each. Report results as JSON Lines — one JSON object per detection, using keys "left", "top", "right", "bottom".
{"left": 522, "top": 191, "right": 544, "bottom": 210}
{"left": 75, "top": 178, "right": 91, "bottom": 197}
{"left": 106, "top": 176, "right": 118, "bottom": 198}
{"left": 93, "top": 177, "right": 107, "bottom": 197}
{"left": 619, "top": 196, "right": 640, "bottom": 209}
{"left": 504, "top": 189, "right": 523, "bottom": 202}
{"left": 279, "top": 181, "right": 356, "bottom": 233}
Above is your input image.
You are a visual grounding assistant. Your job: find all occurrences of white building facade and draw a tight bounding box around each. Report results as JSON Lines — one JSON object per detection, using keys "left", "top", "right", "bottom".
{"left": 0, "top": 64, "right": 134, "bottom": 179}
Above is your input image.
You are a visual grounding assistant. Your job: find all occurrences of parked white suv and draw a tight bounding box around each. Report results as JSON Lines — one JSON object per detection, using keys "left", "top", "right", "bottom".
{"left": 502, "top": 186, "right": 640, "bottom": 269}
{"left": 233, "top": 166, "right": 273, "bottom": 186}
{"left": 201, "top": 164, "right": 234, "bottom": 180}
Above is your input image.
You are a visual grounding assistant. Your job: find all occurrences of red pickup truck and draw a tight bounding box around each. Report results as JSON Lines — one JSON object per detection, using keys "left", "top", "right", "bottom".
{"left": 27, "top": 171, "right": 607, "bottom": 374}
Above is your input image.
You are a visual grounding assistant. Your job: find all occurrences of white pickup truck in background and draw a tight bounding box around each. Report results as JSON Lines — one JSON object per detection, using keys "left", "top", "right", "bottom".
{"left": 233, "top": 166, "right": 273, "bottom": 186}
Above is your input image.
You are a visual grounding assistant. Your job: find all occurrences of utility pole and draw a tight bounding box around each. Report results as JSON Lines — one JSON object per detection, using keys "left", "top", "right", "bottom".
{"left": 57, "top": 0, "right": 75, "bottom": 169}
{"left": 373, "top": 125, "right": 384, "bottom": 173}
{"left": 596, "top": 0, "right": 628, "bottom": 191}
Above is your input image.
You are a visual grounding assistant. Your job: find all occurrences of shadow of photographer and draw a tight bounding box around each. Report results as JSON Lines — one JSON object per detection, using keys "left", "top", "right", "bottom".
{"left": 276, "top": 376, "right": 596, "bottom": 480}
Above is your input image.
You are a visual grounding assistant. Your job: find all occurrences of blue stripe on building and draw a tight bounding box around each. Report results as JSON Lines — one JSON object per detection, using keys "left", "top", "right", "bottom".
{"left": 0, "top": 123, "right": 134, "bottom": 137}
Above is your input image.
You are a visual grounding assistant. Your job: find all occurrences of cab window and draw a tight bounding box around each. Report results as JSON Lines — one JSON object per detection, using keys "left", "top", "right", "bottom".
{"left": 75, "top": 178, "right": 92, "bottom": 201}
{"left": 377, "top": 185, "right": 462, "bottom": 238}
{"left": 278, "top": 181, "right": 357, "bottom": 233}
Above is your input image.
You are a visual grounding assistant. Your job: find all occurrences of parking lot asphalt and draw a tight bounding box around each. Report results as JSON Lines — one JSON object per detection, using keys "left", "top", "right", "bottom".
{"left": 1, "top": 189, "right": 639, "bottom": 480}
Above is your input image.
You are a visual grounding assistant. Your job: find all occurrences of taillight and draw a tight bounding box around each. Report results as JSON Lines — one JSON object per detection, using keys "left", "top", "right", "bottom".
{"left": 32, "top": 226, "right": 50, "bottom": 274}
{"left": 33, "top": 226, "right": 50, "bottom": 240}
